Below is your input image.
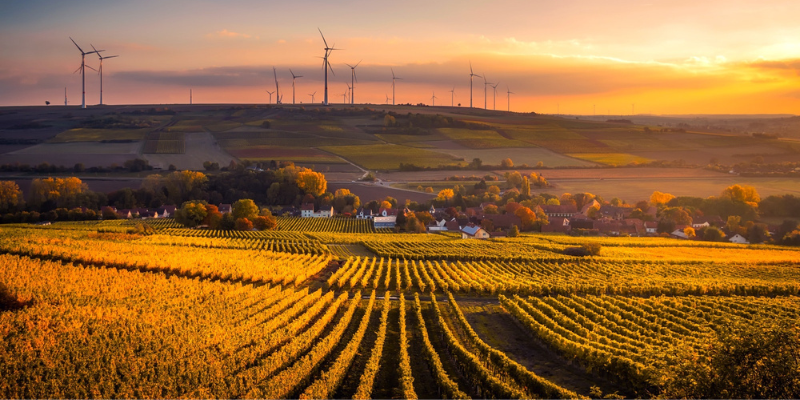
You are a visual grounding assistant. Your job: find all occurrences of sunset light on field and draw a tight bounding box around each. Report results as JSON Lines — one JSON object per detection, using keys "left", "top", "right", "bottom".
{"left": 2, "top": 0, "right": 800, "bottom": 113}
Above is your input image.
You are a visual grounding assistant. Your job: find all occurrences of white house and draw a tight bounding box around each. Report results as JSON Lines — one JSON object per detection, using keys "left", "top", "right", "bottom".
{"left": 644, "top": 221, "right": 658, "bottom": 235}
{"left": 355, "top": 208, "right": 374, "bottom": 219}
{"left": 461, "top": 224, "right": 490, "bottom": 239}
{"left": 729, "top": 233, "right": 750, "bottom": 244}
{"left": 427, "top": 218, "right": 448, "bottom": 232}
{"left": 670, "top": 229, "right": 689, "bottom": 239}
{"left": 374, "top": 215, "right": 397, "bottom": 229}
{"left": 301, "top": 204, "right": 334, "bottom": 218}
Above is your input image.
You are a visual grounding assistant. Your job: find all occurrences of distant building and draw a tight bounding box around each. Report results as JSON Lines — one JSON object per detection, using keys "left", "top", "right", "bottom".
{"left": 218, "top": 204, "right": 232, "bottom": 214}
{"left": 729, "top": 233, "right": 750, "bottom": 244}
{"left": 301, "top": 203, "right": 334, "bottom": 218}
{"left": 461, "top": 224, "right": 490, "bottom": 239}
{"left": 541, "top": 204, "right": 578, "bottom": 218}
{"left": 374, "top": 215, "right": 397, "bottom": 229}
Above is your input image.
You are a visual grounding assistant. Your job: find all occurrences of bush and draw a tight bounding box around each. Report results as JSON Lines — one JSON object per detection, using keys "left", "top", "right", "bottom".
{"left": 563, "top": 246, "right": 590, "bottom": 257}
{"left": 235, "top": 217, "right": 253, "bottom": 231}
{"left": 582, "top": 242, "right": 602, "bottom": 256}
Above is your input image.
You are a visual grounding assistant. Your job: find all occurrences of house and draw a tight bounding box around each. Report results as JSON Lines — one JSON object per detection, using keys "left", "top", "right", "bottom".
{"left": 374, "top": 215, "right": 397, "bottom": 229}
{"left": 542, "top": 217, "right": 571, "bottom": 233}
{"left": 461, "top": 224, "right": 490, "bottom": 239}
{"left": 594, "top": 221, "right": 622, "bottom": 236}
{"left": 541, "top": 204, "right": 578, "bottom": 218}
{"left": 644, "top": 221, "right": 658, "bottom": 235}
{"left": 692, "top": 216, "right": 724, "bottom": 229}
{"left": 729, "top": 233, "right": 750, "bottom": 244}
{"left": 156, "top": 205, "right": 176, "bottom": 218}
{"left": 378, "top": 207, "right": 398, "bottom": 217}
{"left": 580, "top": 199, "right": 601, "bottom": 216}
{"left": 427, "top": 218, "right": 448, "bottom": 232}
{"left": 598, "top": 205, "right": 633, "bottom": 220}
{"left": 279, "top": 206, "right": 300, "bottom": 217}
{"left": 355, "top": 207, "right": 374, "bottom": 219}
{"left": 218, "top": 204, "right": 232, "bottom": 214}
{"left": 300, "top": 203, "right": 315, "bottom": 218}
{"left": 480, "top": 214, "right": 522, "bottom": 230}
{"left": 445, "top": 218, "right": 461, "bottom": 232}
{"left": 671, "top": 229, "right": 690, "bottom": 239}
{"left": 302, "top": 204, "right": 334, "bottom": 218}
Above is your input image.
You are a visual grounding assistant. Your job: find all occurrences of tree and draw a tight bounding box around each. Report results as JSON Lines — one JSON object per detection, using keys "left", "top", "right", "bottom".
{"left": 253, "top": 210, "right": 277, "bottom": 231}
{"left": 500, "top": 158, "right": 514, "bottom": 168}
{"left": 424, "top": 187, "right": 434, "bottom": 194}
{"left": 514, "top": 206, "right": 538, "bottom": 231}
{"left": 101, "top": 206, "right": 118, "bottom": 220}
{"left": 508, "top": 225, "right": 520, "bottom": 237}
{"left": 383, "top": 114, "right": 396, "bottom": 127}
{"left": 203, "top": 204, "right": 223, "bottom": 228}
{"left": 703, "top": 226, "right": 725, "bottom": 242}
{"left": 582, "top": 242, "right": 602, "bottom": 256}
{"left": 436, "top": 189, "right": 454, "bottom": 202}
{"left": 721, "top": 184, "right": 760, "bottom": 205}
{"left": 235, "top": 217, "right": 253, "bottom": 231}
{"left": 296, "top": 169, "right": 327, "bottom": 196}
{"left": 470, "top": 158, "right": 483, "bottom": 169}
{"left": 232, "top": 199, "right": 259, "bottom": 221}
{"left": 380, "top": 200, "right": 393, "bottom": 210}
{"left": 683, "top": 227, "right": 696, "bottom": 238}
{"left": 726, "top": 215, "right": 742, "bottom": 234}
{"left": 546, "top": 198, "right": 560, "bottom": 206}
{"left": 650, "top": 191, "right": 675, "bottom": 206}
{"left": 0, "top": 181, "right": 22, "bottom": 214}
{"left": 487, "top": 185, "right": 501, "bottom": 195}
{"left": 483, "top": 204, "right": 499, "bottom": 214}
{"left": 520, "top": 176, "right": 531, "bottom": 197}
{"left": 505, "top": 171, "right": 523, "bottom": 188}
{"left": 405, "top": 214, "right": 425, "bottom": 233}
{"left": 175, "top": 201, "right": 208, "bottom": 227}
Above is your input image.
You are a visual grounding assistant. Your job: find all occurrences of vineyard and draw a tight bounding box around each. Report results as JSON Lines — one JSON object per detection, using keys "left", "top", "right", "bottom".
{"left": 1, "top": 219, "right": 799, "bottom": 398}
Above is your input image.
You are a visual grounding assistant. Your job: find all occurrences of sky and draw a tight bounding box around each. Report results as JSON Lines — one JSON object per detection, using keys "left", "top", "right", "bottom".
{"left": 1, "top": 0, "right": 800, "bottom": 114}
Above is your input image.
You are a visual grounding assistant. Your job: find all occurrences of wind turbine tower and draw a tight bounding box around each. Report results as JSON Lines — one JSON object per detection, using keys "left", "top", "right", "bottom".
{"left": 391, "top": 68, "right": 402, "bottom": 106}
{"left": 345, "top": 60, "right": 361, "bottom": 105}
{"left": 64, "top": 87, "right": 68, "bottom": 106}
{"left": 318, "top": 29, "right": 340, "bottom": 106}
{"left": 266, "top": 90, "right": 274, "bottom": 104}
{"left": 309, "top": 91, "right": 317, "bottom": 104}
{"left": 506, "top": 86, "right": 514, "bottom": 112}
{"left": 449, "top": 87, "right": 455, "bottom": 107}
{"left": 273, "top": 67, "right": 281, "bottom": 104}
{"left": 69, "top": 37, "right": 101, "bottom": 109}
{"left": 431, "top": 91, "right": 437, "bottom": 106}
{"left": 290, "top": 69, "right": 303, "bottom": 104}
{"left": 482, "top": 74, "right": 493, "bottom": 110}
{"left": 91, "top": 45, "right": 117, "bottom": 105}
{"left": 491, "top": 82, "right": 500, "bottom": 111}
{"left": 469, "top": 62, "right": 480, "bottom": 108}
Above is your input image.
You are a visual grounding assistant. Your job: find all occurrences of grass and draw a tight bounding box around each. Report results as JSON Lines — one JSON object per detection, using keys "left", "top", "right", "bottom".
{"left": 164, "top": 120, "right": 207, "bottom": 132}
{"left": 50, "top": 128, "right": 150, "bottom": 143}
{"left": 319, "top": 144, "right": 464, "bottom": 170}
{"left": 203, "top": 121, "right": 241, "bottom": 132}
{"left": 566, "top": 153, "right": 652, "bottom": 166}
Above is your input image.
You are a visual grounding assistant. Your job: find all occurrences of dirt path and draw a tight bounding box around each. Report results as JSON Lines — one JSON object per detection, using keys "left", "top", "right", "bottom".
{"left": 459, "top": 301, "right": 630, "bottom": 398}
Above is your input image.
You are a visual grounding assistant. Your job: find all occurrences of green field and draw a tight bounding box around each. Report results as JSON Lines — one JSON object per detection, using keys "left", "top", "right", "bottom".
{"left": 320, "top": 143, "right": 464, "bottom": 170}
{"left": 436, "top": 128, "right": 535, "bottom": 148}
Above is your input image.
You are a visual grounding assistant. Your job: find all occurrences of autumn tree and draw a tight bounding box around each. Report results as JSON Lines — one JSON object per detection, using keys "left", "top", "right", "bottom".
{"left": 28, "top": 177, "right": 87, "bottom": 209}
{"left": 436, "top": 189, "right": 454, "bottom": 203}
{"left": 500, "top": 158, "right": 514, "bottom": 168}
{"left": 175, "top": 201, "right": 209, "bottom": 227}
{"left": 520, "top": 176, "right": 531, "bottom": 197}
{"left": 703, "top": 226, "right": 726, "bottom": 242}
{"left": 232, "top": 199, "right": 259, "bottom": 221}
{"left": 483, "top": 204, "right": 499, "bottom": 214}
{"left": 296, "top": 169, "right": 327, "bottom": 196}
{"left": 203, "top": 204, "right": 223, "bottom": 228}
{"left": 515, "top": 206, "right": 538, "bottom": 231}
{"left": 424, "top": 187, "right": 434, "bottom": 193}
{"left": 235, "top": 217, "right": 254, "bottom": 231}
{"left": 650, "top": 191, "right": 676, "bottom": 206}
{"left": 546, "top": 198, "right": 560, "bottom": 206}
{"left": 683, "top": 227, "right": 696, "bottom": 238}
{"left": 721, "top": 184, "right": 760, "bottom": 205}
{"left": 0, "top": 181, "right": 22, "bottom": 214}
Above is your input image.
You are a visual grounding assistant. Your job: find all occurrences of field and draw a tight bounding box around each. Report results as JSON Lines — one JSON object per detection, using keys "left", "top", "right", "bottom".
{"left": 566, "top": 153, "right": 652, "bottom": 166}
{"left": 49, "top": 128, "right": 150, "bottom": 143}
{"left": 1, "top": 220, "right": 799, "bottom": 398}
{"left": 320, "top": 144, "right": 465, "bottom": 170}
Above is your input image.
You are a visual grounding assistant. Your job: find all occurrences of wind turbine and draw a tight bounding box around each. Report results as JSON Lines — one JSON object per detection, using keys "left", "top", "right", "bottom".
{"left": 342, "top": 87, "right": 348, "bottom": 104}
{"left": 431, "top": 91, "right": 437, "bottom": 106}
{"left": 469, "top": 61, "right": 480, "bottom": 108}
{"left": 266, "top": 90, "right": 275, "bottom": 104}
{"left": 69, "top": 37, "right": 101, "bottom": 109}
{"left": 449, "top": 87, "right": 455, "bottom": 107}
{"left": 290, "top": 69, "right": 302, "bottom": 104}
{"left": 309, "top": 91, "right": 317, "bottom": 104}
{"left": 482, "top": 74, "right": 493, "bottom": 110}
{"left": 318, "top": 28, "right": 340, "bottom": 106}
{"left": 91, "top": 45, "right": 117, "bottom": 106}
{"left": 491, "top": 82, "right": 500, "bottom": 111}
{"left": 345, "top": 60, "right": 361, "bottom": 105}
{"left": 506, "top": 86, "right": 514, "bottom": 112}
{"left": 391, "top": 68, "right": 402, "bottom": 106}
{"left": 385, "top": 94, "right": 391, "bottom": 104}
{"left": 64, "top": 87, "right": 68, "bottom": 106}
{"left": 346, "top": 83, "right": 352, "bottom": 104}
{"left": 272, "top": 67, "right": 281, "bottom": 104}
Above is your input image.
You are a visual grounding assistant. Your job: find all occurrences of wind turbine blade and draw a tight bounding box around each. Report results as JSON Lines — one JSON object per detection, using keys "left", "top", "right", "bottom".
{"left": 91, "top": 44, "right": 102, "bottom": 58}
{"left": 318, "top": 28, "right": 329, "bottom": 48}
{"left": 69, "top": 37, "right": 84, "bottom": 53}
{"left": 328, "top": 63, "right": 335, "bottom": 76}
{"left": 355, "top": 59, "right": 362, "bottom": 68}
{"left": 104, "top": 55, "right": 119, "bottom": 59}
{"left": 85, "top": 65, "right": 97, "bottom": 72}
{"left": 73, "top": 65, "right": 82, "bottom": 74}
{"left": 391, "top": 68, "right": 395, "bottom": 78}
{"left": 346, "top": 63, "right": 354, "bottom": 68}
{"left": 469, "top": 61, "right": 473, "bottom": 74}
{"left": 354, "top": 71, "right": 358, "bottom": 83}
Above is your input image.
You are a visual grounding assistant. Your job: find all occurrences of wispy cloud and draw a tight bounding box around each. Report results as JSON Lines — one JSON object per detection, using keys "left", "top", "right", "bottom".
{"left": 206, "top": 29, "right": 253, "bottom": 39}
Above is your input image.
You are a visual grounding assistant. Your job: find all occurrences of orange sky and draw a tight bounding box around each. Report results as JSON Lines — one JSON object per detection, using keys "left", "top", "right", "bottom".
{"left": 2, "top": 1, "right": 800, "bottom": 114}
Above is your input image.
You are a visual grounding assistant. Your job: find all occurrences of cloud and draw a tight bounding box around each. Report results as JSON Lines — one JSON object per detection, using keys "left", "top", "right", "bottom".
{"left": 207, "top": 29, "right": 252, "bottom": 39}
{"left": 745, "top": 59, "right": 800, "bottom": 72}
